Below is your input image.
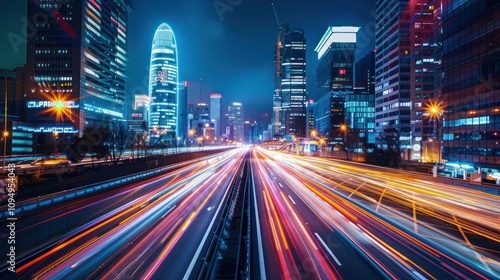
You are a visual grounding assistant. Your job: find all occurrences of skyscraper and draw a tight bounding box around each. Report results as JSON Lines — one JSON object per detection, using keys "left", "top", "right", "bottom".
{"left": 348, "top": 50, "right": 376, "bottom": 145}
{"left": 314, "top": 26, "right": 359, "bottom": 139}
{"left": 210, "top": 93, "right": 222, "bottom": 138}
{"left": 22, "top": 0, "right": 132, "bottom": 146}
{"left": 149, "top": 23, "right": 179, "bottom": 143}
{"left": 177, "top": 81, "right": 188, "bottom": 140}
{"left": 225, "top": 102, "right": 244, "bottom": 142}
{"left": 355, "top": 50, "right": 376, "bottom": 95}
{"left": 375, "top": 0, "right": 441, "bottom": 161}
{"left": 281, "top": 27, "right": 307, "bottom": 137}
{"left": 272, "top": 25, "right": 284, "bottom": 138}
{"left": 442, "top": 0, "right": 500, "bottom": 168}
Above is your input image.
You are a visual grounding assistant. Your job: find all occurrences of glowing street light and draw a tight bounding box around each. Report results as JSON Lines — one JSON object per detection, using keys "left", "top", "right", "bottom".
{"left": 53, "top": 131, "right": 60, "bottom": 153}
{"left": 2, "top": 71, "right": 8, "bottom": 177}
{"left": 339, "top": 124, "right": 348, "bottom": 159}
{"left": 2, "top": 131, "right": 8, "bottom": 176}
{"left": 340, "top": 124, "right": 348, "bottom": 142}
{"left": 425, "top": 99, "right": 445, "bottom": 163}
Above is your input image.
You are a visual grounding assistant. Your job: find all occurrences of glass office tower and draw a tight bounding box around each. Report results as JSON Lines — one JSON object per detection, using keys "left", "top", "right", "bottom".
{"left": 24, "top": 0, "right": 132, "bottom": 135}
{"left": 149, "top": 23, "right": 179, "bottom": 143}
{"left": 210, "top": 93, "right": 222, "bottom": 138}
{"left": 314, "top": 26, "right": 359, "bottom": 139}
{"left": 281, "top": 27, "right": 307, "bottom": 137}
{"left": 442, "top": 0, "right": 500, "bottom": 169}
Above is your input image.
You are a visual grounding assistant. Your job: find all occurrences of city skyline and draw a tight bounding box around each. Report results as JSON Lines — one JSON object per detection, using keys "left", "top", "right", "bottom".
{"left": 1, "top": 0, "right": 375, "bottom": 117}
{"left": 1, "top": 1, "right": 500, "bottom": 279}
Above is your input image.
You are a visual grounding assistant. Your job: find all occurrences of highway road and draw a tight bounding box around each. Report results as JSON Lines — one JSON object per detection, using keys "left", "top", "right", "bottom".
{"left": 2, "top": 148, "right": 248, "bottom": 279}
{"left": 2, "top": 146, "right": 500, "bottom": 279}
{"left": 250, "top": 147, "right": 500, "bottom": 279}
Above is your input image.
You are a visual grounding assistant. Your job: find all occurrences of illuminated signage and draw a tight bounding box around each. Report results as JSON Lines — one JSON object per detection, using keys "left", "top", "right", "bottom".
{"left": 27, "top": 100, "right": 79, "bottom": 109}
{"left": 34, "top": 127, "right": 79, "bottom": 133}
{"left": 131, "top": 113, "right": 143, "bottom": 118}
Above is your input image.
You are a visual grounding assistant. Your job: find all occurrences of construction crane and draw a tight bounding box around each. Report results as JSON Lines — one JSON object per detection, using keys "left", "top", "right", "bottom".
{"left": 271, "top": 2, "right": 283, "bottom": 78}
{"left": 271, "top": 3, "right": 283, "bottom": 135}
{"left": 271, "top": 1, "right": 297, "bottom": 136}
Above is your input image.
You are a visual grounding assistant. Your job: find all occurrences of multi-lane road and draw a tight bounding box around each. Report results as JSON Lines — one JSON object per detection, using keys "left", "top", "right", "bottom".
{"left": 250, "top": 147, "right": 500, "bottom": 279}
{"left": 2, "top": 146, "right": 499, "bottom": 279}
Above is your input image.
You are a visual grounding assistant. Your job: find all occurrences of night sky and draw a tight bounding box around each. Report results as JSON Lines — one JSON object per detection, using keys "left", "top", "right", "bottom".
{"left": 1, "top": 0, "right": 375, "bottom": 119}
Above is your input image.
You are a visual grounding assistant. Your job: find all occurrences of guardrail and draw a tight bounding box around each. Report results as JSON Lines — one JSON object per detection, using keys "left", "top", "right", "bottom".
{"left": 196, "top": 154, "right": 248, "bottom": 279}
{"left": 0, "top": 155, "right": 215, "bottom": 220}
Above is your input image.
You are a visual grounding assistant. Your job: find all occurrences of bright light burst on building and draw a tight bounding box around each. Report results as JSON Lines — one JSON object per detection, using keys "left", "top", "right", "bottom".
{"left": 424, "top": 99, "right": 445, "bottom": 120}
{"left": 39, "top": 83, "right": 77, "bottom": 122}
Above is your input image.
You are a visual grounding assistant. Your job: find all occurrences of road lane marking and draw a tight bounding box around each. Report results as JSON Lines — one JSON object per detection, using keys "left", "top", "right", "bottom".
{"left": 375, "top": 187, "right": 387, "bottom": 212}
{"left": 161, "top": 205, "right": 177, "bottom": 218}
{"left": 288, "top": 195, "right": 296, "bottom": 205}
{"left": 278, "top": 183, "right": 283, "bottom": 188}
{"left": 348, "top": 181, "right": 366, "bottom": 198}
{"left": 182, "top": 173, "right": 235, "bottom": 280}
{"left": 252, "top": 164, "right": 267, "bottom": 280}
{"left": 315, "top": 233, "right": 342, "bottom": 266}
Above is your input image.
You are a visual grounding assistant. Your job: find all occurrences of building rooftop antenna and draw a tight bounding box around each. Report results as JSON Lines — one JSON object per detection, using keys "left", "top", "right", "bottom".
{"left": 199, "top": 77, "right": 202, "bottom": 103}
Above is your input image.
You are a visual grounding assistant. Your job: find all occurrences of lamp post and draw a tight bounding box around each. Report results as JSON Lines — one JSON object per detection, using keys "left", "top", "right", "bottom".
{"left": 311, "top": 129, "right": 317, "bottom": 139}
{"left": 426, "top": 99, "right": 444, "bottom": 164}
{"left": 2, "top": 72, "right": 8, "bottom": 177}
{"left": 340, "top": 124, "right": 348, "bottom": 160}
{"left": 53, "top": 131, "right": 59, "bottom": 154}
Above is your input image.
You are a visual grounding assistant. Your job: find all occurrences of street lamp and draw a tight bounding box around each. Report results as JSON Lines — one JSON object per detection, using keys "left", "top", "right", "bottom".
{"left": 2, "top": 131, "right": 8, "bottom": 177}
{"left": 2, "top": 72, "right": 8, "bottom": 177}
{"left": 425, "top": 99, "right": 444, "bottom": 163}
{"left": 340, "top": 124, "right": 348, "bottom": 159}
{"left": 53, "top": 131, "right": 59, "bottom": 154}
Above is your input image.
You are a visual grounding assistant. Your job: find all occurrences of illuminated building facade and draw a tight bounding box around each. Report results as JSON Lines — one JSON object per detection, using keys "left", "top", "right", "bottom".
{"left": 374, "top": 0, "right": 441, "bottom": 160}
{"left": 22, "top": 0, "right": 132, "bottom": 152}
{"left": 148, "top": 23, "right": 179, "bottom": 143}
{"left": 442, "top": 0, "right": 500, "bottom": 168}
{"left": 314, "top": 26, "right": 359, "bottom": 140}
{"left": 225, "top": 102, "right": 244, "bottom": 142}
{"left": 306, "top": 100, "right": 316, "bottom": 138}
{"left": 272, "top": 23, "right": 284, "bottom": 138}
{"left": 177, "top": 81, "right": 188, "bottom": 141}
{"left": 210, "top": 93, "right": 222, "bottom": 138}
{"left": 281, "top": 27, "right": 307, "bottom": 137}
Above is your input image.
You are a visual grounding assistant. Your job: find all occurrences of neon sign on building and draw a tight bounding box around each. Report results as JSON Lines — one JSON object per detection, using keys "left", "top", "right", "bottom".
{"left": 27, "top": 100, "right": 79, "bottom": 109}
